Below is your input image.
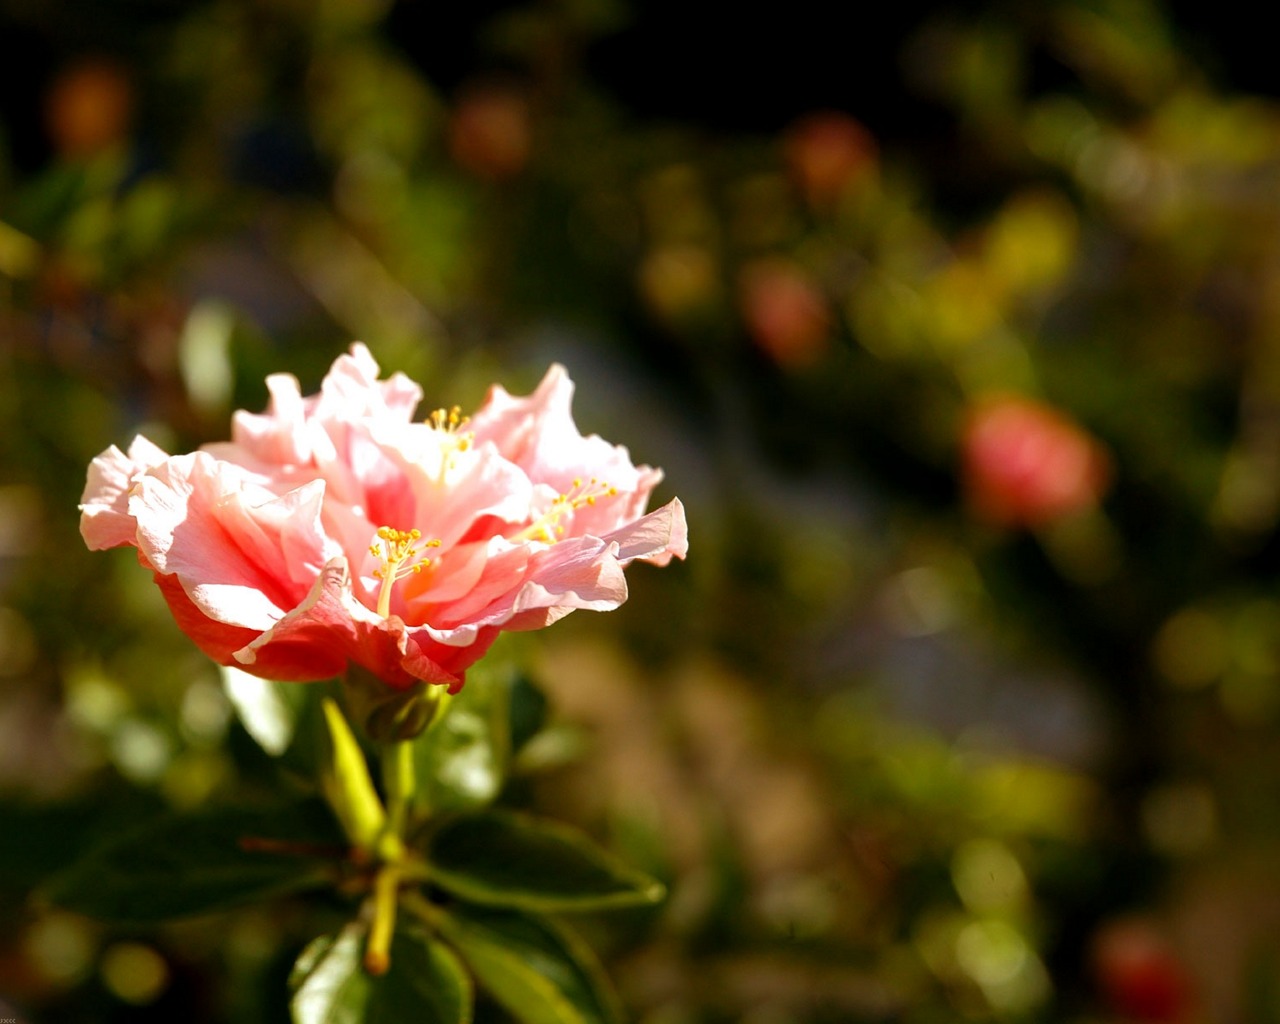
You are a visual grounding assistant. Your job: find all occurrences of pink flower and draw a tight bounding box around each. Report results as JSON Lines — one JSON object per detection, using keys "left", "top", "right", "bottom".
{"left": 737, "top": 258, "right": 830, "bottom": 368}
{"left": 81, "top": 345, "right": 687, "bottom": 692}
{"left": 961, "top": 395, "right": 1111, "bottom": 527}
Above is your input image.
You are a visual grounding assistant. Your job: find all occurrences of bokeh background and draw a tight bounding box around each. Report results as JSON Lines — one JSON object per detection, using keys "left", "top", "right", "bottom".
{"left": 4, "top": 1, "right": 1280, "bottom": 1020}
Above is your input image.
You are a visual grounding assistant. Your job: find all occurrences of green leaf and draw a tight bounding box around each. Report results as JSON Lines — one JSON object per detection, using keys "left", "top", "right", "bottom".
{"left": 425, "top": 811, "right": 665, "bottom": 912}
{"left": 431, "top": 905, "right": 622, "bottom": 1024}
{"left": 222, "top": 665, "right": 310, "bottom": 757}
{"left": 415, "top": 665, "right": 511, "bottom": 814}
{"left": 320, "top": 697, "right": 386, "bottom": 850}
{"left": 291, "top": 922, "right": 473, "bottom": 1024}
{"left": 507, "top": 669, "right": 549, "bottom": 754}
{"left": 41, "top": 802, "right": 343, "bottom": 923}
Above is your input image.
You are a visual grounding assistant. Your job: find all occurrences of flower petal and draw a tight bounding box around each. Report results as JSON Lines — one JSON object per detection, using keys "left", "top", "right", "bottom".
{"left": 79, "top": 436, "right": 169, "bottom": 550}
{"left": 603, "top": 497, "right": 688, "bottom": 566}
{"left": 233, "top": 559, "right": 463, "bottom": 689}
{"left": 131, "top": 453, "right": 332, "bottom": 630}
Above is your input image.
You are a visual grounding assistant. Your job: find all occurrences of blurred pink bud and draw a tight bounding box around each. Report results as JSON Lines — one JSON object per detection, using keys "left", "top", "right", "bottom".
{"left": 738, "top": 258, "right": 830, "bottom": 367}
{"left": 961, "top": 395, "right": 1110, "bottom": 527}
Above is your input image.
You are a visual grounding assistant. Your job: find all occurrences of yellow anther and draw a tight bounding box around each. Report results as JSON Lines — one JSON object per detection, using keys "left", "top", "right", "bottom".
{"left": 428, "top": 405, "right": 470, "bottom": 432}
{"left": 370, "top": 526, "right": 441, "bottom": 617}
{"left": 427, "top": 404, "right": 476, "bottom": 478}
{"left": 513, "top": 477, "right": 620, "bottom": 544}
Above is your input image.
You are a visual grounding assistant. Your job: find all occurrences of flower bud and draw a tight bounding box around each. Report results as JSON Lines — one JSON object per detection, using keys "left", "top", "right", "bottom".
{"left": 345, "top": 666, "right": 449, "bottom": 743}
{"left": 738, "top": 258, "right": 830, "bottom": 367}
{"left": 961, "top": 395, "right": 1111, "bottom": 527}
{"left": 1091, "top": 918, "right": 1196, "bottom": 1022}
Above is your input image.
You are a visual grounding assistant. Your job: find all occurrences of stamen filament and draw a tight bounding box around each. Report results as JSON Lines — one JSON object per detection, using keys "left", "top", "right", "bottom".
{"left": 370, "top": 527, "right": 441, "bottom": 618}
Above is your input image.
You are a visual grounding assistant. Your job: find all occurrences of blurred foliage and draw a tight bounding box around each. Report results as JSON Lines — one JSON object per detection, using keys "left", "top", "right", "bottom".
{"left": 5, "top": 0, "right": 1280, "bottom": 1021}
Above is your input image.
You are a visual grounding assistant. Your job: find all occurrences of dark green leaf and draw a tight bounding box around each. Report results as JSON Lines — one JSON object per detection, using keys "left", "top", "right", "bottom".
{"left": 41, "top": 802, "right": 344, "bottom": 923}
{"left": 426, "top": 811, "right": 664, "bottom": 912}
{"left": 506, "top": 670, "right": 549, "bottom": 754}
{"left": 222, "top": 668, "right": 340, "bottom": 782}
{"left": 415, "top": 666, "right": 510, "bottom": 814}
{"left": 432, "top": 906, "right": 621, "bottom": 1024}
{"left": 291, "top": 922, "right": 473, "bottom": 1024}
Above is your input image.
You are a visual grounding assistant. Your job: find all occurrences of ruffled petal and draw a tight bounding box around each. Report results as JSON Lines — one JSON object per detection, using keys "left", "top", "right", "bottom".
{"left": 603, "top": 497, "right": 688, "bottom": 566}
{"left": 317, "top": 342, "right": 422, "bottom": 424}
{"left": 448, "top": 499, "right": 688, "bottom": 634}
{"left": 468, "top": 365, "right": 670, "bottom": 549}
{"left": 79, "top": 436, "right": 169, "bottom": 550}
{"left": 233, "top": 559, "right": 462, "bottom": 689}
{"left": 131, "top": 453, "right": 332, "bottom": 630}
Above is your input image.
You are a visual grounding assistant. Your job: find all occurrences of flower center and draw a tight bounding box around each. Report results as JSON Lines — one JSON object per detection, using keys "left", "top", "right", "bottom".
{"left": 370, "top": 526, "right": 441, "bottom": 618}
{"left": 515, "top": 477, "right": 619, "bottom": 544}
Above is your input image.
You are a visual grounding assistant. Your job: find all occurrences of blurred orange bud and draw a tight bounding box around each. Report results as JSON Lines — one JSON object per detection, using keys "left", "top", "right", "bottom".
{"left": 738, "top": 258, "right": 830, "bottom": 367}
{"left": 447, "top": 82, "right": 532, "bottom": 181}
{"left": 1091, "top": 918, "right": 1196, "bottom": 1023}
{"left": 44, "top": 57, "right": 134, "bottom": 160}
{"left": 783, "top": 110, "right": 878, "bottom": 208}
{"left": 961, "top": 395, "right": 1111, "bottom": 527}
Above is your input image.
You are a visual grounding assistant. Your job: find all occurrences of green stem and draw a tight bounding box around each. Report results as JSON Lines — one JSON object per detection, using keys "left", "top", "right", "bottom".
{"left": 364, "top": 863, "right": 401, "bottom": 975}
{"left": 363, "top": 739, "right": 417, "bottom": 974}
{"left": 381, "top": 738, "right": 416, "bottom": 848}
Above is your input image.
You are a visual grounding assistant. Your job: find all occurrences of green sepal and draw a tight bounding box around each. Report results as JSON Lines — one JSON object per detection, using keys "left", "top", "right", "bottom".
{"left": 425, "top": 810, "right": 665, "bottom": 912}
{"left": 319, "top": 697, "right": 386, "bottom": 851}
{"left": 345, "top": 665, "right": 451, "bottom": 743}
{"left": 430, "top": 905, "right": 622, "bottom": 1024}
{"left": 39, "top": 802, "right": 344, "bottom": 923}
{"left": 290, "top": 921, "right": 473, "bottom": 1024}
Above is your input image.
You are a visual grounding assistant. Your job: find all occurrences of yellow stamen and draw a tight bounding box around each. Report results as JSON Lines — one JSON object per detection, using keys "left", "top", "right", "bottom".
{"left": 427, "top": 405, "right": 471, "bottom": 440}
{"left": 427, "top": 405, "right": 475, "bottom": 480}
{"left": 514, "top": 477, "right": 620, "bottom": 544}
{"left": 371, "top": 526, "right": 441, "bottom": 618}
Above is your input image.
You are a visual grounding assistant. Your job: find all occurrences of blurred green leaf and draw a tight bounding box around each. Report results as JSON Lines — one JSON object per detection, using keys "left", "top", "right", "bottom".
{"left": 425, "top": 810, "right": 664, "bottom": 912}
{"left": 222, "top": 664, "right": 311, "bottom": 757}
{"left": 507, "top": 669, "right": 550, "bottom": 754}
{"left": 432, "top": 905, "right": 622, "bottom": 1024}
{"left": 41, "top": 802, "right": 343, "bottom": 923}
{"left": 290, "top": 922, "right": 473, "bottom": 1024}
{"left": 415, "top": 666, "right": 510, "bottom": 814}
{"left": 0, "top": 794, "right": 160, "bottom": 901}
